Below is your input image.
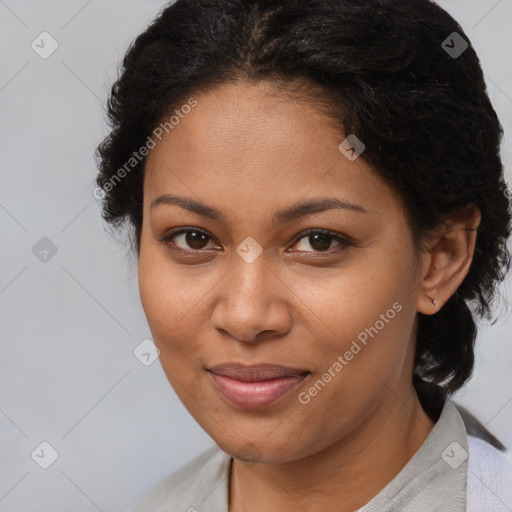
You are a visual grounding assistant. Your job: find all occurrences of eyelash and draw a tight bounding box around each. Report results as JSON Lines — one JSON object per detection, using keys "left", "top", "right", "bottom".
{"left": 157, "top": 227, "right": 353, "bottom": 255}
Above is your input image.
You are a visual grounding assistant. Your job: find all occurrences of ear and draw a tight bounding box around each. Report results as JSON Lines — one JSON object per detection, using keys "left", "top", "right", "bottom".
{"left": 417, "top": 204, "right": 481, "bottom": 315}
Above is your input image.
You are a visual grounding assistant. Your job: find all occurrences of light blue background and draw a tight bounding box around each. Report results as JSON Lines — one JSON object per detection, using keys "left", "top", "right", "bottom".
{"left": 1, "top": 1, "right": 511, "bottom": 511}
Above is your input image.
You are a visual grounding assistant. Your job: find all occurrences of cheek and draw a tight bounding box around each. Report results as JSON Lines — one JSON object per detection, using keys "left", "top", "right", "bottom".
{"left": 137, "top": 246, "right": 224, "bottom": 377}
{"left": 138, "top": 251, "right": 211, "bottom": 404}
{"left": 289, "top": 248, "right": 416, "bottom": 406}
{"left": 292, "top": 258, "right": 410, "bottom": 352}
{"left": 138, "top": 256, "right": 174, "bottom": 337}
{"left": 138, "top": 248, "right": 195, "bottom": 352}
{"left": 291, "top": 309, "right": 413, "bottom": 450}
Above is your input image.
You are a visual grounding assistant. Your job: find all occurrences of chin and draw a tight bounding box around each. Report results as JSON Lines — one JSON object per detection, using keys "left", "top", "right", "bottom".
{"left": 211, "top": 429, "right": 306, "bottom": 464}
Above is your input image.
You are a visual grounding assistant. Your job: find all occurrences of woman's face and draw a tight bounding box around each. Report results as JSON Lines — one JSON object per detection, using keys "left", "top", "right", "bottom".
{"left": 139, "top": 80, "right": 427, "bottom": 463}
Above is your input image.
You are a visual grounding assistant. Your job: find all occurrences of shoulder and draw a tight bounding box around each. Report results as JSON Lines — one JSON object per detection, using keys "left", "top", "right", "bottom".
{"left": 128, "top": 445, "right": 231, "bottom": 512}
{"left": 466, "top": 435, "right": 512, "bottom": 512}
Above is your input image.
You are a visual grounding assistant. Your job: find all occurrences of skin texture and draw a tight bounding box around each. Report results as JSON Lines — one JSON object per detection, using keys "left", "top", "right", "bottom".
{"left": 138, "top": 80, "right": 481, "bottom": 512}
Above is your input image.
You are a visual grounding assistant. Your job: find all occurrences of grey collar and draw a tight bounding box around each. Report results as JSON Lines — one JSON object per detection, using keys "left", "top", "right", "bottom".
{"left": 135, "top": 395, "right": 469, "bottom": 512}
{"left": 359, "top": 398, "right": 468, "bottom": 511}
{"left": 188, "top": 397, "right": 468, "bottom": 512}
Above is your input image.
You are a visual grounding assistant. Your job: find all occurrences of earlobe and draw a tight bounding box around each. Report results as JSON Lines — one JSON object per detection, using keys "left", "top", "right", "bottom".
{"left": 417, "top": 205, "right": 481, "bottom": 315}
{"left": 417, "top": 293, "right": 441, "bottom": 315}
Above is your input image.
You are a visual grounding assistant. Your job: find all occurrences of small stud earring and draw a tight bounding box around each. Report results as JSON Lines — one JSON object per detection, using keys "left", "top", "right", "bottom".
{"left": 427, "top": 295, "right": 438, "bottom": 307}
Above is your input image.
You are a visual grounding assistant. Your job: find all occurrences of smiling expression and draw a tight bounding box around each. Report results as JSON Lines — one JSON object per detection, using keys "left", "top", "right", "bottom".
{"left": 138, "top": 80, "right": 427, "bottom": 463}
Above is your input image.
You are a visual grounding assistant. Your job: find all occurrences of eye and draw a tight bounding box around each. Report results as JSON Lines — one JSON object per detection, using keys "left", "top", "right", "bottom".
{"left": 158, "top": 227, "right": 352, "bottom": 255}
{"left": 158, "top": 228, "right": 219, "bottom": 252}
{"left": 289, "top": 229, "right": 352, "bottom": 253}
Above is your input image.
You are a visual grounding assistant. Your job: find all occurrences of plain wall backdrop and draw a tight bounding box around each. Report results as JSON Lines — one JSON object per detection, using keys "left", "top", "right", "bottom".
{"left": 1, "top": 1, "right": 511, "bottom": 511}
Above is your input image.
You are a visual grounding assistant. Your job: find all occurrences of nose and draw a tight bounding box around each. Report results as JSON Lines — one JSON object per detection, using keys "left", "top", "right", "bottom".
{"left": 211, "top": 257, "right": 292, "bottom": 344}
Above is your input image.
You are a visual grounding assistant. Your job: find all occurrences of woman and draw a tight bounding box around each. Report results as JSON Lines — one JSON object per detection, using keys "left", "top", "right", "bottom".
{"left": 95, "top": 0, "right": 512, "bottom": 510}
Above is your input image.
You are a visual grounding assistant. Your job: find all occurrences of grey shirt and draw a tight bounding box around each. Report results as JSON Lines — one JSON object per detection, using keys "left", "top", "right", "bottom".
{"left": 129, "top": 398, "right": 482, "bottom": 512}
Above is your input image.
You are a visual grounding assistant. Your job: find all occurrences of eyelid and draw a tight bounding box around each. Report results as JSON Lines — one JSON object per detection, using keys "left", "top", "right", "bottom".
{"left": 157, "top": 227, "right": 353, "bottom": 254}
{"left": 157, "top": 227, "right": 220, "bottom": 251}
{"left": 288, "top": 228, "right": 353, "bottom": 252}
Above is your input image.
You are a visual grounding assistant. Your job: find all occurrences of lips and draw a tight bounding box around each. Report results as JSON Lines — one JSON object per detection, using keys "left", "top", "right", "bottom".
{"left": 207, "top": 363, "right": 310, "bottom": 409}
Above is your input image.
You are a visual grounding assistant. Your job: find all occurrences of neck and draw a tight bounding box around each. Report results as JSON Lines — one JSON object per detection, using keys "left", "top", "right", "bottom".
{"left": 229, "top": 386, "right": 435, "bottom": 512}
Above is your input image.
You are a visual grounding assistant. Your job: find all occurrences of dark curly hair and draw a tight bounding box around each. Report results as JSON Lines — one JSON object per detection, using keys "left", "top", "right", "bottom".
{"left": 95, "top": 0, "right": 511, "bottom": 395}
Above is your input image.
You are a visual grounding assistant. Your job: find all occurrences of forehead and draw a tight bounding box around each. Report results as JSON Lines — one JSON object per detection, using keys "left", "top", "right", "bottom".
{"left": 148, "top": 81, "right": 339, "bottom": 166}
{"left": 143, "top": 81, "right": 400, "bottom": 222}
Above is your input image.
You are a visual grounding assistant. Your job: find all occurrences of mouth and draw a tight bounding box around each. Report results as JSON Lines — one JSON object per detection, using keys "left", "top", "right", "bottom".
{"left": 207, "top": 363, "right": 310, "bottom": 409}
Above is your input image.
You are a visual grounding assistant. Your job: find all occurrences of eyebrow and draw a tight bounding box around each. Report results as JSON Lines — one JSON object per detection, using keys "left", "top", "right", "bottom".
{"left": 150, "top": 194, "right": 368, "bottom": 225}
